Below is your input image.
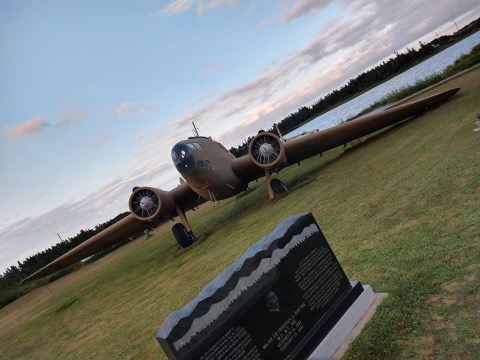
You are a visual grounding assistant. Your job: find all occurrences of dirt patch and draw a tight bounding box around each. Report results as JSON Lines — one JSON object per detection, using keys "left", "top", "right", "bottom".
{"left": 390, "top": 219, "right": 419, "bottom": 233}
{"left": 441, "top": 281, "right": 462, "bottom": 293}
{"left": 417, "top": 348, "right": 435, "bottom": 358}
{"left": 466, "top": 263, "right": 480, "bottom": 271}
{"left": 453, "top": 353, "right": 474, "bottom": 360}
{"left": 422, "top": 261, "right": 479, "bottom": 358}
{"left": 428, "top": 279, "right": 473, "bottom": 306}
{"left": 414, "top": 336, "right": 435, "bottom": 358}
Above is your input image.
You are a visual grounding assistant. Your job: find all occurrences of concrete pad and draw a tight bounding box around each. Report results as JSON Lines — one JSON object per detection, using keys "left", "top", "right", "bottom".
{"left": 308, "top": 285, "right": 388, "bottom": 360}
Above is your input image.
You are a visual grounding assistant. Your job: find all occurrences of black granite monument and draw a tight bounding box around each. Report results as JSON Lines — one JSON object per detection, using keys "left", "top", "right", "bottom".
{"left": 157, "top": 213, "right": 364, "bottom": 360}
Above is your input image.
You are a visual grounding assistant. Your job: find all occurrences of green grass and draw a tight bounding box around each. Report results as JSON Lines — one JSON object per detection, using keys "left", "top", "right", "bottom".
{"left": 1, "top": 68, "right": 479, "bottom": 359}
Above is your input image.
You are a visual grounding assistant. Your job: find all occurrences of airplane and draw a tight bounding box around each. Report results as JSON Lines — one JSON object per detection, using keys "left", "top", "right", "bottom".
{"left": 23, "top": 87, "right": 460, "bottom": 282}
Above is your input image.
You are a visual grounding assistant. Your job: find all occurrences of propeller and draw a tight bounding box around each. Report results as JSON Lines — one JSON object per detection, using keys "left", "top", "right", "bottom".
{"left": 248, "top": 132, "right": 286, "bottom": 170}
{"left": 250, "top": 134, "right": 282, "bottom": 166}
{"left": 248, "top": 132, "right": 288, "bottom": 199}
{"left": 129, "top": 186, "right": 176, "bottom": 221}
{"left": 130, "top": 188, "right": 160, "bottom": 219}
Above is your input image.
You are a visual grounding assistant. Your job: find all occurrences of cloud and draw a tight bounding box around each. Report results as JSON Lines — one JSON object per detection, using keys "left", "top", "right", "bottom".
{"left": 56, "top": 110, "right": 90, "bottom": 128}
{"left": 138, "top": 103, "right": 155, "bottom": 116}
{"left": 134, "top": 133, "right": 146, "bottom": 142}
{"left": 196, "top": 0, "right": 241, "bottom": 16}
{"left": 163, "top": 0, "right": 480, "bottom": 148}
{"left": 114, "top": 102, "right": 155, "bottom": 117}
{"left": 259, "top": 18, "right": 273, "bottom": 28}
{"left": 283, "top": 0, "right": 331, "bottom": 22}
{"left": 200, "top": 62, "right": 220, "bottom": 75}
{"left": 156, "top": 0, "right": 242, "bottom": 16}
{"left": 92, "top": 134, "right": 111, "bottom": 144}
{"left": 156, "top": 0, "right": 194, "bottom": 15}
{"left": 1, "top": 116, "right": 50, "bottom": 138}
{"left": 114, "top": 102, "right": 137, "bottom": 117}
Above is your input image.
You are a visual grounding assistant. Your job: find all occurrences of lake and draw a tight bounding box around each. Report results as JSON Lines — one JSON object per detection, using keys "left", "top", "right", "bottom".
{"left": 286, "top": 31, "right": 480, "bottom": 138}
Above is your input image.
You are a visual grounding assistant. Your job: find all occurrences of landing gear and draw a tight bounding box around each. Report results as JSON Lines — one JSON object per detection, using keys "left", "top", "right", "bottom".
{"left": 172, "top": 223, "right": 196, "bottom": 248}
{"left": 173, "top": 206, "right": 196, "bottom": 248}
{"left": 270, "top": 178, "right": 288, "bottom": 197}
{"left": 265, "top": 170, "right": 288, "bottom": 199}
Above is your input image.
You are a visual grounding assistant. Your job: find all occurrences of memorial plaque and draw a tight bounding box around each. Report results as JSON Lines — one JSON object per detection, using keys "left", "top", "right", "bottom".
{"left": 157, "top": 213, "right": 364, "bottom": 360}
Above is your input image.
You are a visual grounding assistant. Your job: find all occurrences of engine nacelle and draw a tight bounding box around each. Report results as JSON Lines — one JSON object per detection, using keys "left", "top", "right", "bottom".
{"left": 128, "top": 187, "right": 176, "bottom": 221}
{"left": 248, "top": 132, "right": 286, "bottom": 170}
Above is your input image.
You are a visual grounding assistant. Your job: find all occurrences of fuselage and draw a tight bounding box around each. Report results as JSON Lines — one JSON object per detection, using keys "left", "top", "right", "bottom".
{"left": 171, "top": 137, "right": 248, "bottom": 201}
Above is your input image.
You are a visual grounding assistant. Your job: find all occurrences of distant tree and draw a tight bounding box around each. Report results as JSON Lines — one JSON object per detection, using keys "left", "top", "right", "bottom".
{"left": 0, "top": 211, "right": 132, "bottom": 309}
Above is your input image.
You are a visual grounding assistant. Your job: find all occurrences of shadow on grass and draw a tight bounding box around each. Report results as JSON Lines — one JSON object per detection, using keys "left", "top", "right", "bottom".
{"left": 284, "top": 156, "right": 340, "bottom": 191}
{"left": 53, "top": 295, "right": 81, "bottom": 314}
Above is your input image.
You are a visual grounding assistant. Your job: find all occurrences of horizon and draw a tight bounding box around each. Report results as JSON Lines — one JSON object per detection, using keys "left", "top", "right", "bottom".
{"left": 1, "top": 0, "right": 480, "bottom": 273}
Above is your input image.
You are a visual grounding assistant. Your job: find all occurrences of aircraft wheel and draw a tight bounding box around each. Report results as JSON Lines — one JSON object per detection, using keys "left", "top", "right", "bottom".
{"left": 172, "top": 223, "right": 196, "bottom": 248}
{"left": 270, "top": 178, "right": 288, "bottom": 196}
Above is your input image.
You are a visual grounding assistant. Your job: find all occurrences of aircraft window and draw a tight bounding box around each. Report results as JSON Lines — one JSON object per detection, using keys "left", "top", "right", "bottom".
{"left": 205, "top": 160, "right": 212, "bottom": 169}
{"left": 171, "top": 144, "right": 195, "bottom": 174}
{"left": 197, "top": 160, "right": 205, "bottom": 168}
{"left": 193, "top": 143, "right": 202, "bottom": 150}
{"left": 187, "top": 144, "right": 195, "bottom": 149}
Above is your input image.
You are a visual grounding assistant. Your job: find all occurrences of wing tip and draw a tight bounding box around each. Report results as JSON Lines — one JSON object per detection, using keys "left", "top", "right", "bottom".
{"left": 21, "top": 270, "right": 44, "bottom": 284}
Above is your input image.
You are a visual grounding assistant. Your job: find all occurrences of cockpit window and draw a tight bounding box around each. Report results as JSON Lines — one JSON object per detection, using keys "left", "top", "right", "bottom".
{"left": 185, "top": 143, "right": 202, "bottom": 150}
{"left": 171, "top": 144, "right": 195, "bottom": 174}
{"left": 197, "top": 160, "right": 205, "bottom": 168}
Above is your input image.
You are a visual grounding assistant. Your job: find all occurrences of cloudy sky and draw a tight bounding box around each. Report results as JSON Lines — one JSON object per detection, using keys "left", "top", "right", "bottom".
{"left": 1, "top": 0, "right": 479, "bottom": 273}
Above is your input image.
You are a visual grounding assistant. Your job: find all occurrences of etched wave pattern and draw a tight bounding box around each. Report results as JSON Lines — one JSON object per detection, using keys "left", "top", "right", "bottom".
{"left": 173, "top": 223, "right": 319, "bottom": 350}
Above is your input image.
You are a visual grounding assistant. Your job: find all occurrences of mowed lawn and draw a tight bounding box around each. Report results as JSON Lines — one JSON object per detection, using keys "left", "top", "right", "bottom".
{"left": 1, "top": 68, "right": 479, "bottom": 360}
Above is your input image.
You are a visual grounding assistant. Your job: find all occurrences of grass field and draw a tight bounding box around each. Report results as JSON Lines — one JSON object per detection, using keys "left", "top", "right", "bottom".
{"left": 1, "top": 68, "right": 479, "bottom": 360}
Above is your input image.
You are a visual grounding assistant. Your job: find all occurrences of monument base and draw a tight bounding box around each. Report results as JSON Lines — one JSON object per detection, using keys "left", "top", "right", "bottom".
{"left": 308, "top": 283, "right": 386, "bottom": 360}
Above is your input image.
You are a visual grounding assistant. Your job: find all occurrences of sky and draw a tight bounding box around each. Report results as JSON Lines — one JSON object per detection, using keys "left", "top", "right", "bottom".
{"left": 1, "top": 0, "right": 479, "bottom": 273}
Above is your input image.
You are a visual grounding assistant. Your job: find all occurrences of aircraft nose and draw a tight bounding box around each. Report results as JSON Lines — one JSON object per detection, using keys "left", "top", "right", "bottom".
{"left": 171, "top": 143, "right": 195, "bottom": 174}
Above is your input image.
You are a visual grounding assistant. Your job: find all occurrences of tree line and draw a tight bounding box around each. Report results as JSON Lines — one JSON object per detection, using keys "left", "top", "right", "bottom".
{"left": 229, "top": 17, "right": 480, "bottom": 157}
{"left": 0, "top": 212, "right": 130, "bottom": 308}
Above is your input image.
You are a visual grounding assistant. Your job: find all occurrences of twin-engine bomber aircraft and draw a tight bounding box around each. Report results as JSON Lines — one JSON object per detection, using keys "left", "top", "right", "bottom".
{"left": 23, "top": 88, "right": 460, "bottom": 282}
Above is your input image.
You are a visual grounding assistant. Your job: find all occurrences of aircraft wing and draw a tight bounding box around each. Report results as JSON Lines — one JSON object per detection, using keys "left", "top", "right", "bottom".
{"left": 22, "top": 182, "right": 199, "bottom": 282}
{"left": 230, "top": 88, "right": 460, "bottom": 182}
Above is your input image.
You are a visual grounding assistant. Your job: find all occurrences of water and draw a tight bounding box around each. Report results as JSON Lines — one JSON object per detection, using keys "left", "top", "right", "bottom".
{"left": 286, "top": 32, "right": 480, "bottom": 138}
